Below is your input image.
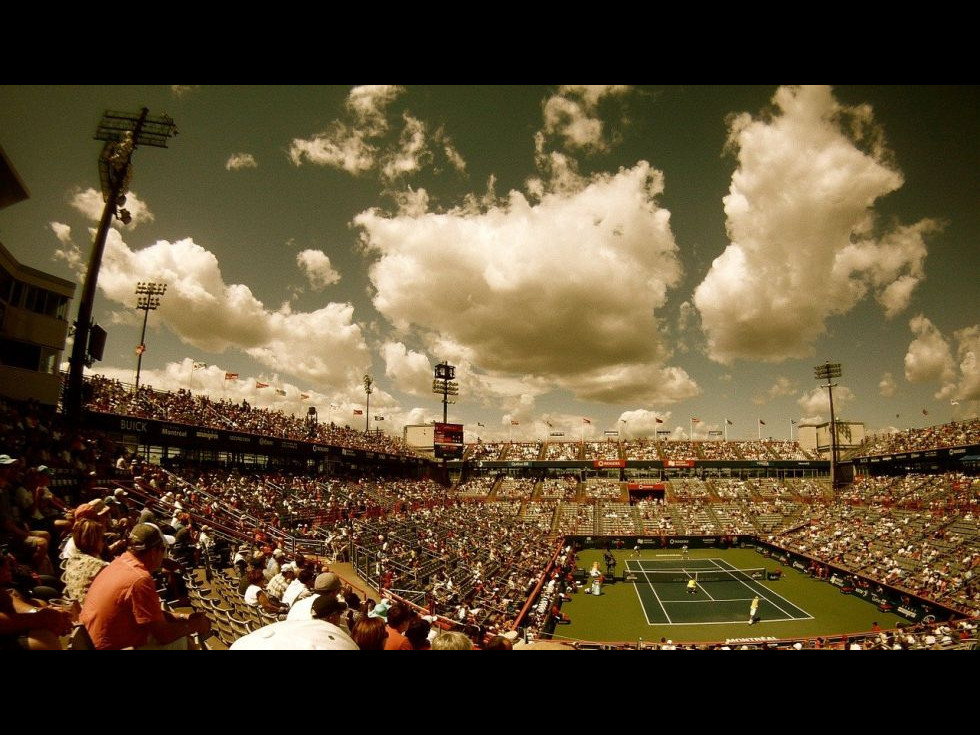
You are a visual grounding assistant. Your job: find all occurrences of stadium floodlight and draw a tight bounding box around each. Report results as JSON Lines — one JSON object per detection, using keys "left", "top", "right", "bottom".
{"left": 363, "top": 375, "right": 373, "bottom": 433}
{"left": 433, "top": 362, "right": 458, "bottom": 424}
{"left": 65, "top": 108, "right": 178, "bottom": 425}
{"left": 814, "top": 362, "right": 842, "bottom": 490}
{"left": 133, "top": 281, "right": 167, "bottom": 393}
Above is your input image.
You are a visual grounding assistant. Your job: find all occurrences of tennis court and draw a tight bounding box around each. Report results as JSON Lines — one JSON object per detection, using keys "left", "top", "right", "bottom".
{"left": 626, "top": 557, "right": 812, "bottom": 626}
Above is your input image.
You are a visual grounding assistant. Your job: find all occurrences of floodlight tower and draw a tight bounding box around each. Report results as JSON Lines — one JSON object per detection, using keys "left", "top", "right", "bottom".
{"left": 133, "top": 281, "right": 167, "bottom": 392}
{"left": 363, "top": 375, "right": 373, "bottom": 433}
{"left": 64, "top": 108, "right": 178, "bottom": 424}
{"left": 432, "top": 362, "right": 458, "bottom": 423}
{"left": 814, "top": 361, "right": 842, "bottom": 490}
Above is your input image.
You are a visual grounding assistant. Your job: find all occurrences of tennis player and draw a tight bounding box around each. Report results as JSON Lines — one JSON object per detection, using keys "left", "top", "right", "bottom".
{"left": 749, "top": 596, "right": 760, "bottom": 624}
{"left": 686, "top": 578, "right": 697, "bottom": 595}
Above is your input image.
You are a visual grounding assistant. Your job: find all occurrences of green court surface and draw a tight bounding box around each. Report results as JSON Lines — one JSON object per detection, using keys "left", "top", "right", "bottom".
{"left": 627, "top": 558, "right": 810, "bottom": 625}
{"left": 555, "top": 547, "right": 907, "bottom": 645}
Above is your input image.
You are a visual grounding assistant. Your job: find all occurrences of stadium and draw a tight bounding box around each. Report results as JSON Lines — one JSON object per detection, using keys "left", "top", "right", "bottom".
{"left": 1, "top": 376, "right": 976, "bottom": 650}
{"left": 1, "top": 86, "right": 977, "bottom": 651}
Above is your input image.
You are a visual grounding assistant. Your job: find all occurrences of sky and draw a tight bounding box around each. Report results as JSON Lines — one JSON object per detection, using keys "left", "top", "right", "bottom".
{"left": 0, "top": 85, "right": 976, "bottom": 444}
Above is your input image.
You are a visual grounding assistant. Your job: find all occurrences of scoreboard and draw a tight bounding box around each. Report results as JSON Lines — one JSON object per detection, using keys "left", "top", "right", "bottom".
{"left": 433, "top": 422, "right": 464, "bottom": 459}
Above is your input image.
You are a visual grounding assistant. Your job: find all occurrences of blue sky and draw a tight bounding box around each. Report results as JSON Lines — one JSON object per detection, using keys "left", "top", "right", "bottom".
{"left": 0, "top": 85, "right": 976, "bottom": 442}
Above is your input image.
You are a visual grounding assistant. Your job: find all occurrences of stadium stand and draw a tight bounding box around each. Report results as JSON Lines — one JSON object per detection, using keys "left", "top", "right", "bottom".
{"left": 1, "top": 381, "right": 975, "bottom": 650}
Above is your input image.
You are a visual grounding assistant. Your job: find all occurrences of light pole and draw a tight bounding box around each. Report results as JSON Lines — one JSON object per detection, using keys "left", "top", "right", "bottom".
{"left": 432, "top": 362, "right": 458, "bottom": 423}
{"left": 133, "top": 281, "right": 166, "bottom": 392}
{"left": 814, "top": 361, "right": 842, "bottom": 490}
{"left": 64, "top": 108, "right": 177, "bottom": 424}
{"left": 363, "top": 375, "right": 373, "bottom": 433}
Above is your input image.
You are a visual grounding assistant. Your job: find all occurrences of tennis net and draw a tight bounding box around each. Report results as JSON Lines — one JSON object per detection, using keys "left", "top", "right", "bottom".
{"left": 625, "top": 567, "right": 767, "bottom": 583}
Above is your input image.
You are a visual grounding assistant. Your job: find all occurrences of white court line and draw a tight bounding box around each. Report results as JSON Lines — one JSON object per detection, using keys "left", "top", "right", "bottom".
{"left": 708, "top": 558, "right": 812, "bottom": 621}
{"left": 711, "top": 557, "right": 814, "bottom": 618}
{"left": 631, "top": 570, "right": 673, "bottom": 625}
{"left": 670, "top": 597, "right": 756, "bottom": 603}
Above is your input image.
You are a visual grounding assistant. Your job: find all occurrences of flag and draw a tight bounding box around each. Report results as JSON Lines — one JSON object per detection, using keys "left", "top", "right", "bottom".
{"left": 950, "top": 400, "right": 960, "bottom": 406}
{"left": 256, "top": 381, "right": 269, "bottom": 389}
{"left": 656, "top": 418, "right": 664, "bottom": 424}
{"left": 135, "top": 344, "right": 145, "bottom": 355}
{"left": 511, "top": 420, "right": 520, "bottom": 426}
{"left": 759, "top": 419, "right": 766, "bottom": 425}
{"left": 583, "top": 418, "right": 591, "bottom": 424}
{"left": 353, "top": 409, "right": 363, "bottom": 415}
{"left": 300, "top": 393, "right": 309, "bottom": 400}
{"left": 374, "top": 415, "right": 384, "bottom": 421}
{"left": 791, "top": 419, "right": 797, "bottom": 425}
{"left": 546, "top": 421, "right": 553, "bottom": 428}
{"left": 922, "top": 409, "right": 928, "bottom": 416}
{"left": 193, "top": 361, "right": 207, "bottom": 370}
{"left": 691, "top": 417, "right": 700, "bottom": 423}
{"left": 225, "top": 372, "right": 238, "bottom": 381}
{"left": 276, "top": 389, "right": 287, "bottom": 396}
{"left": 725, "top": 419, "right": 733, "bottom": 425}
{"left": 477, "top": 422, "right": 485, "bottom": 427}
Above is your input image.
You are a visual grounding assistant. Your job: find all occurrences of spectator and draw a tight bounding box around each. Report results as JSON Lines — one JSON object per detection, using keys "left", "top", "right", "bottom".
{"left": 484, "top": 634, "right": 514, "bottom": 650}
{"left": 282, "top": 567, "right": 315, "bottom": 609}
{"left": 351, "top": 616, "right": 388, "bottom": 650}
{"left": 405, "top": 616, "right": 433, "bottom": 651}
{"left": 79, "top": 523, "right": 210, "bottom": 649}
{"left": 287, "top": 571, "right": 341, "bottom": 621}
{"left": 243, "top": 564, "right": 288, "bottom": 617}
{"left": 230, "top": 593, "right": 357, "bottom": 650}
{"left": 383, "top": 601, "right": 413, "bottom": 650}
{"left": 61, "top": 518, "right": 108, "bottom": 603}
{"left": 431, "top": 630, "right": 474, "bottom": 650}
{"left": 0, "top": 548, "right": 72, "bottom": 650}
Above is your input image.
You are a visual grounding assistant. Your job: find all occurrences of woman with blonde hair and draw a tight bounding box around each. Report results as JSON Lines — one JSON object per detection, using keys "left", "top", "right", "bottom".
{"left": 62, "top": 518, "right": 108, "bottom": 603}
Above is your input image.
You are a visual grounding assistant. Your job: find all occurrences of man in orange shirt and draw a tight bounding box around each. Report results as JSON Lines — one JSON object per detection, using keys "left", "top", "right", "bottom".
{"left": 80, "top": 523, "right": 210, "bottom": 649}
{"left": 383, "top": 601, "right": 414, "bottom": 650}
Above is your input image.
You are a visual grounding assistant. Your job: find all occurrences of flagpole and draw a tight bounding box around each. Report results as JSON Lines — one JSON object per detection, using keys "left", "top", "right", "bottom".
{"left": 724, "top": 419, "right": 728, "bottom": 442}
{"left": 789, "top": 418, "right": 794, "bottom": 441}
{"left": 690, "top": 418, "right": 693, "bottom": 440}
{"left": 758, "top": 420, "right": 761, "bottom": 441}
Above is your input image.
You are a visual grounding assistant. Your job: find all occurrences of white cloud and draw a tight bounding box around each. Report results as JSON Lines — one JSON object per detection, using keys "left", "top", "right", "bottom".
{"left": 381, "top": 341, "right": 432, "bottom": 396}
{"left": 288, "top": 85, "right": 464, "bottom": 183}
{"left": 797, "top": 385, "right": 855, "bottom": 417}
{"left": 296, "top": 249, "right": 340, "bottom": 290}
{"left": 904, "top": 315, "right": 956, "bottom": 389}
{"left": 434, "top": 126, "right": 466, "bottom": 174}
{"left": 347, "top": 85, "right": 405, "bottom": 129}
{"left": 225, "top": 153, "right": 258, "bottom": 171}
{"left": 694, "top": 85, "right": 937, "bottom": 364}
{"left": 50, "top": 222, "right": 83, "bottom": 272}
{"left": 617, "top": 409, "right": 670, "bottom": 438}
{"left": 288, "top": 85, "right": 403, "bottom": 174}
{"left": 86, "top": 230, "right": 370, "bottom": 391}
{"left": 905, "top": 317, "right": 980, "bottom": 403}
{"left": 542, "top": 85, "right": 630, "bottom": 153}
{"left": 380, "top": 114, "right": 429, "bottom": 182}
{"left": 753, "top": 376, "right": 798, "bottom": 405}
{"left": 954, "top": 326, "right": 980, "bottom": 402}
{"left": 358, "top": 161, "right": 699, "bottom": 405}
{"left": 878, "top": 372, "right": 897, "bottom": 397}
{"left": 70, "top": 187, "right": 153, "bottom": 229}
